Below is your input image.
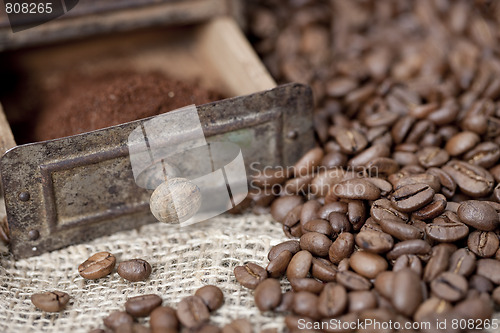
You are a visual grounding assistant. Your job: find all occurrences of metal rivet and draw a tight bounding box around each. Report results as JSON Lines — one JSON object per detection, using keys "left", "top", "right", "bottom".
{"left": 18, "top": 191, "right": 30, "bottom": 202}
{"left": 287, "top": 130, "right": 298, "bottom": 140}
{"left": 32, "top": 247, "right": 37, "bottom": 252}
{"left": 28, "top": 229, "right": 40, "bottom": 241}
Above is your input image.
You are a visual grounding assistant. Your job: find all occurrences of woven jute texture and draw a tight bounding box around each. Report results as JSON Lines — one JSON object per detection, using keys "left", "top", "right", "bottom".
{"left": 0, "top": 214, "right": 287, "bottom": 333}
{"left": 1, "top": 213, "right": 499, "bottom": 333}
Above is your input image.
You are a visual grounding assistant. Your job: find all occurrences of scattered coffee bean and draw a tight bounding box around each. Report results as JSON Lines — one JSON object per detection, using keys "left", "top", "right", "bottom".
{"left": 79, "top": 252, "right": 116, "bottom": 280}
{"left": 221, "top": 319, "right": 252, "bottom": 333}
{"left": 292, "top": 291, "right": 320, "bottom": 320}
{"left": 299, "top": 232, "right": 332, "bottom": 257}
{"left": 125, "top": 294, "right": 162, "bottom": 317}
{"left": 150, "top": 306, "right": 178, "bottom": 331}
{"left": 176, "top": 296, "right": 210, "bottom": 329}
{"left": 349, "top": 251, "right": 387, "bottom": 279}
{"left": 317, "top": 283, "right": 347, "bottom": 318}
{"left": 118, "top": 259, "right": 152, "bottom": 282}
{"left": 266, "top": 250, "right": 292, "bottom": 278}
{"left": 234, "top": 263, "right": 267, "bottom": 289}
{"left": 195, "top": 285, "right": 224, "bottom": 312}
{"left": 103, "top": 311, "right": 134, "bottom": 331}
{"left": 286, "top": 250, "right": 312, "bottom": 279}
{"left": 289, "top": 277, "right": 324, "bottom": 294}
{"left": 31, "top": 291, "right": 70, "bottom": 312}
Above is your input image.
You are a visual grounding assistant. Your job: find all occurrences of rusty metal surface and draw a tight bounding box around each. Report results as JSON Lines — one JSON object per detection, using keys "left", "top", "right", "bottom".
{"left": 0, "top": 83, "right": 314, "bottom": 259}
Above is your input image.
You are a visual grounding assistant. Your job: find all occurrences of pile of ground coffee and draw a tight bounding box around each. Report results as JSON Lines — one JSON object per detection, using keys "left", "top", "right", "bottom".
{"left": 33, "top": 70, "right": 222, "bottom": 142}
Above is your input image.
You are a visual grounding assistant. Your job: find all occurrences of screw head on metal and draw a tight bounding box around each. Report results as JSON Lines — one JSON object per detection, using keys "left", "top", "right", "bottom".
{"left": 18, "top": 191, "right": 30, "bottom": 202}
{"left": 28, "top": 229, "right": 40, "bottom": 241}
{"left": 287, "top": 130, "right": 298, "bottom": 140}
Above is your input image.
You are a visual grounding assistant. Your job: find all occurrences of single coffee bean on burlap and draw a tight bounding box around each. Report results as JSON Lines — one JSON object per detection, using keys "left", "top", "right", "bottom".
{"left": 150, "top": 306, "right": 178, "bottom": 331}
{"left": 117, "top": 259, "right": 152, "bottom": 282}
{"left": 125, "top": 294, "right": 162, "bottom": 317}
{"left": 31, "top": 291, "right": 70, "bottom": 312}
{"left": 78, "top": 252, "right": 116, "bottom": 280}
{"left": 194, "top": 285, "right": 224, "bottom": 312}
{"left": 254, "top": 278, "right": 282, "bottom": 312}
{"left": 222, "top": 319, "right": 252, "bottom": 333}
{"left": 103, "top": 311, "right": 134, "bottom": 331}
{"left": 234, "top": 263, "right": 267, "bottom": 289}
{"left": 317, "top": 283, "right": 347, "bottom": 318}
{"left": 176, "top": 296, "right": 210, "bottom": 328}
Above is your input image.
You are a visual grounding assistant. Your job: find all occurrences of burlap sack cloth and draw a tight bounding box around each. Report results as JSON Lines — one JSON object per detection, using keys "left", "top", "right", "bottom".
{"left": 0, "top": 213, "right": 499, "bottom": 332}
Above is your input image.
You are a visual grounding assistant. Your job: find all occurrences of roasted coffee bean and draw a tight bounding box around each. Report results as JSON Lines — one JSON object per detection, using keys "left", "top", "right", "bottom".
{"left": 293, "top": 147, "right": 323, "bottom": 176}
{"left": 300, "top": 200, "right": 322, "bottom": 227}
{"left": 328, "top": 232, "right": 354, "bottom": 264}
{"left": 195, "top": 285, "right": 224, "bottom": 311}
{"left": 423, "top": 244, "right": 456, "bottom": 282}
{"left": 457, "top": 200, "right": 499, "bottom": 231}
{"left": 283, "top": 175, "right": 313, "bottom": 196}
{"left": 289, "top": 277, "right": 324, "bottom": 294}
{"left": 355, "top": 230, "right": 394, "bottom": 254}
{"left": 311, "top": 257, "right": 337, "bottom": 282}
{"left": 292, "top": 291, "right": 320, "bottom": 320}
{"left": 274, "top": 290, "right": 294, "bottom": 313}
{"left": 317, "top": 283, "right": 347, "bottom": 318}
{"left": 393, "top": 173, "right": 441, "bottom": 193}
{"left": 254, "top": 278, "right": 281, "bottom": 312}
{"left": 445, "top": 131, "right": 480, "bottom": 156}
{"left": 104, "top": 311, "right": 134, "bottom": 331}
{"left": 427, "top": 168, "right": 456, "bottom": 199}
{"left": 463, "top": 142, "right": 500, "bottom": 168}
{"left": 117, "top": 259, "right": 152, "bottom": 282}
{"left": 234, "top": 263, "right": 267, "bottom": 289}
{"left": 125, "top": 294, "right": 162, "bottom": 317}
{"left": 266, "top": 250, "right": 292, "bottom": 278}
{"left": 348, "top": 144, "right": 391, "bottom": 168}
{"left": 391, "top": 183, "right": 434, "bottom": 213}
{"left": 328, "top": 212, "right": 352, "bottom": 234}
{"left": 493, "top": 286, "right": 500, "bottom": 305}
{"left": 469, "top": 274, "right": 494, "bottom": 293}
{"left": 221, "top": 319, "right": 252, "bottom": 333}
{"left": 311, "top": 169, "right": 344, "bottom": 198}
{"left": 337, "top": 258, "right": 350, "bottom": 272}
{"left": 270, "top": 196, "right": 304, "bottom": 222}
{"left": 249, "top": 187, "right": 275, "bottom": 208}
{"left": 150, "top": 306, "right": 178, "bottom": 331}
{"left": 412, "top": 194, "right": 447, "bottom": 220}
{"left": 347, "top": 200, "right": 366, "bottom": 230}
{"left": 176, "top": 296, "right": 210, "bottom": 328}
{"left": 268, "top": 240, "right": 300, "bottom": 261}
{"left": 386, "top": 239, "right": 431, "bottom": 260}
{"left": 392, "top": 269, "right": 422, "bottom": 317}
{"left": 391, "top": 115, "right": 416, "bottom": 144}
{"left": 467, "top": 230, "right": 499, "bottom": 257}
{"left": 300, "top": 232, "right": 332, "bottom": 257}
{"left": 349, "top": 251, "right": 388, "bottom": 279}
{"left": 430, "top": 272, "right": 467, "bottom": 302}
{"left": 374, "top": 271, "right": 394, "bottom": 300}
{"left": 303, "top": 219, "right": 333, "bottom": 236}
{"left": 377, "top": 217, "right": 423, "bottom": 241}
{"left": 348, "top": 291, "right": 377, "bottom": 313}
{"left": 336, "top": 270, "right": 371, "bottom": 291}
{"left": 414, "top": 297, "right": 452, "bottom": 322}
{"left": 78, "top": 252, "right": 116, "bottom": 280}
{"left": 364, "top": 177, "right": 393, "bottom": 196}
{"left": 476, "top": 259, "right": 500, "bottom": 284}
{"left": 322, "top": 151, "right": 348, "bottom": 169}
{"left": 371, "top": 199, "right": 409, "bottom": 224}
{"left": 31, "top": 291, "right": 70, "bottom": 312}
{"left": 333, "top": 178, "right": 381, "bottom": 200}
{"left": 287, "top": 250, "right": 312, "bottom": 279}
{"left": 319, "top": 202, "right": 348, "bottom": 219}
{"left": 425, "top": 212, "right": 469, "bottom": 243}
{"left": 454, "top": 296, "right": 494, "bottom": 322}
{"left": 448, "top": 248, "right": 476, "bottom": 276}
{"left": 332, "top": 127, "right": 368, "bottom": 154}
{"left": 365, "top": 157, "right": 399, "bottom": 177}
{"left": 393, "top": 254, "right": 422, "bottom": 277}
{"left": 197, "top": 324, "right": 222, "bottom": 333}
{"left": 443, "top": 161, "right": 494, "bottom": 197}
{"left": 417, "top": 147, "right": 449, "bottom": 168}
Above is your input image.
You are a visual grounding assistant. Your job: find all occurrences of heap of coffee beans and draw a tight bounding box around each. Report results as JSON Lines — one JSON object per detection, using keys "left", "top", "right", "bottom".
{"left": 237, "top": 1, "right": 500, "bottom": 331}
